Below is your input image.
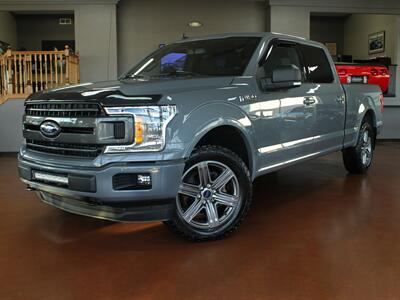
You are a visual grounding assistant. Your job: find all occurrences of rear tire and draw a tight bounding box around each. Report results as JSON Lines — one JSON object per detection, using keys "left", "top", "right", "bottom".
{"left": 342, "top": 119, "right": 375, "bottom": 174}
{"left": 164, "top": 145, "right": 252, "bottom": 242}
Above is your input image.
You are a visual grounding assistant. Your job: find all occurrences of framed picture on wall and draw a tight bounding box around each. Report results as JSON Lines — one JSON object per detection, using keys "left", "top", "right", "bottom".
{"left": 368, "top": 31, "right": 385, "bottom": 55}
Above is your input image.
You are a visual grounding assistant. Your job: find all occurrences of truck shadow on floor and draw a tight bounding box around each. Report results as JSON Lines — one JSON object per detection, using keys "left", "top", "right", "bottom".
{"left": 30, "top": 154, "right": 372, "bottom": 250}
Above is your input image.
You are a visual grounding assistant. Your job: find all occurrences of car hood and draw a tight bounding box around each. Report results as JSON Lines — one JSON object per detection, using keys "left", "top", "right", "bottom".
{"left": 26, "top": 77, "right": 234, "bottom": 106}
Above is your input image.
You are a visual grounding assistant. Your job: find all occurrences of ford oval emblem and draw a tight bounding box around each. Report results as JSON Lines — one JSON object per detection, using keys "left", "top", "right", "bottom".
{"left": 40, "top": 121, "right": 61, "bottom": 138}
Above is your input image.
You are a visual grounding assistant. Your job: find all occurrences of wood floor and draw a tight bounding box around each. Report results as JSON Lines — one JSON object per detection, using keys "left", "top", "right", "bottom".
{"left": 1, "top": 143, "right": 400, "bottom": 300}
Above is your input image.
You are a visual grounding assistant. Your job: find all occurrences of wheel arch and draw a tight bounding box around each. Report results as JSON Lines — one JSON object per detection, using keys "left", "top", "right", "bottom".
{"left": 363, "top": 109, "right": 378, "bottom": 145}
{"left": 351, "top": 94, "right": 379, "bottom": 148}
{"left": 179, "top": 102, "right": 258, "bottom": 178}
{"left": 183, "top": 121, "right": 256, "bottom": 178}
{"left": 364, "top": 108, "right": 376, "bottom": 125}
{"left": 196, "top": 124, "right": 253, "bottom": 170}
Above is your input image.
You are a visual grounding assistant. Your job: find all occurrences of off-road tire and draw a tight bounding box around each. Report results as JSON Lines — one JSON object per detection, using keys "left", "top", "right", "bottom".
{"left": 342, "top": 118, "right": 375, "bottom": 174}
{"left": 164, "top": 145, "right": 252, "bottom": 242}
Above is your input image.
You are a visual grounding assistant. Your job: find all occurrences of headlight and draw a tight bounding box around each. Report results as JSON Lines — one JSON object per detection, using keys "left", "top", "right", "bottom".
{"left": 104, "top": 105, "right": 177, "bottom": 153}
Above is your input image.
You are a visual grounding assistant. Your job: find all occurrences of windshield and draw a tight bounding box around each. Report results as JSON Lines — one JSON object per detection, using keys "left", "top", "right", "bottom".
{"left": 123, "top": 37, "right": 261, "bottom": 80}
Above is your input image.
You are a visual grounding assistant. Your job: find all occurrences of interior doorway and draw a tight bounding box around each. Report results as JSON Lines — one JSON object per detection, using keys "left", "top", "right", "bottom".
{"left": 13, "top": 12, "right": 75, "bottom": 52}
{"left": 310, "top": 12, "right": 398, "bottom": 97}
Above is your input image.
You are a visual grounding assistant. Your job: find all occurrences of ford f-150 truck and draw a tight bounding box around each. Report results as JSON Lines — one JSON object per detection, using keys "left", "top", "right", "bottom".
{"left": 19, "top": 33, "right": 383, "bottom": 241}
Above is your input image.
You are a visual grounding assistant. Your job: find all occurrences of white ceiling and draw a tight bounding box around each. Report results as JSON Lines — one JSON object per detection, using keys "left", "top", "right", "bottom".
{"left": 11, "top": 10, "right": 73, "bottom": 15}
{"left": 0, "top": 0, "right": 119, "bottom": 5}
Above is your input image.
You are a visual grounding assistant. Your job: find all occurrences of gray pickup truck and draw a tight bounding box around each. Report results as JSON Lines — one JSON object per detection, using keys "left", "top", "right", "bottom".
{"left": 19, "top": 33, "right": 383, "bottom": 241}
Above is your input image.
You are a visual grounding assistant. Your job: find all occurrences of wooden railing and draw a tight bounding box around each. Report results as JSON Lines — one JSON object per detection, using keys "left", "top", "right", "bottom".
{"left": 0, "top": 46, "right": 80, "bottom": 104}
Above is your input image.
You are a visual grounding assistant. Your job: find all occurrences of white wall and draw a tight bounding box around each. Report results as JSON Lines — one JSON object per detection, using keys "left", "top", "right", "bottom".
{"left": 270, "top": 6, "right": 309, "bottom": 39}
{"left": 117, "top": 0, "right": 270, "bottom": 75}
{"left": 0, "top": 11, "right": 17, "bottom": 48}
{"left": 75, "top": 5, "right": 118, "bottom": 82}
{"left": 0, "top": 100, "right": 24, "bottom": 152}
{"left": 344, "top": 14, "right": 396, "bottom": 60}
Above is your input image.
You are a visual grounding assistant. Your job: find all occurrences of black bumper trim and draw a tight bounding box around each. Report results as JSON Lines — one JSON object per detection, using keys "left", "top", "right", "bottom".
{"left": 69, "top": 174, "right": 96, "bottom": 192}
{"left": 39, "top": 191, "right": 174, "bottom": 222}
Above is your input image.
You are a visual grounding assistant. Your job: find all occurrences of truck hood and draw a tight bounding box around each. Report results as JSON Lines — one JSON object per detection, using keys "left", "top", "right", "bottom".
{"left": 27, "top": 77, "right": 234, "bottom": 106}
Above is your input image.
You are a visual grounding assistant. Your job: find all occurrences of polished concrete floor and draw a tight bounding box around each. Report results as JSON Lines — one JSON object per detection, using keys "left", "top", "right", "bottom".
{"left": 1, "top": 143, "right": 400, "bottom": 300}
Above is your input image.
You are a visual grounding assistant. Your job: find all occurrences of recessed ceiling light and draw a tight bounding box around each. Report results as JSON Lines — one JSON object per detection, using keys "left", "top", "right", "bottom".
{"left": 188, "top": 21, "right": 203, "bottom": 28}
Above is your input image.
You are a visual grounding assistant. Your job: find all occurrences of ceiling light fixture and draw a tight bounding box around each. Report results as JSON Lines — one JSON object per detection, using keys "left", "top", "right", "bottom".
{"left": 188, "top": 21, "right": 203, "bottom": 28}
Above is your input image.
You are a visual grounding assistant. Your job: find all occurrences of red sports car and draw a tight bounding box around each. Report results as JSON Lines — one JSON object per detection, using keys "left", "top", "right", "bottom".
{"left": 335, "top": 63, "right": 390, "bottom": 93}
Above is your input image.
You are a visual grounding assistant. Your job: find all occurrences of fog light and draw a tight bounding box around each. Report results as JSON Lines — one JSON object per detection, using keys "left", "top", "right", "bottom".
{"left": 363, "top": 76, "right": 368, "bottom": 84}
{"left": 138, "top": 174, "right": 151, "bottom": 186}
{"left": 347, "top": 76, "right": 351, "bottom": 84}
{"left": 112, "top": 173, "right": 152, "bottom": 190}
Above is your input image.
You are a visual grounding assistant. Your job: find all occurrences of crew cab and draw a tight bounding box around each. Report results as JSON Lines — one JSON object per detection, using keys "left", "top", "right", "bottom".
{"left": 19, "top": 33, "right": 383, "bottom": 241}
{"left": 335, "top": 63, "right": 390, "bottom": 93}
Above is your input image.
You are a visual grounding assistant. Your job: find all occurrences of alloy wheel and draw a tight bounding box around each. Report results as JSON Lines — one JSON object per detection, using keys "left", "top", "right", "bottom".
{"left": 176, "top": 160, "right": 241, "bottom": 230}
{"left": 361, "top": 130, "right": 372, "bottom": 167}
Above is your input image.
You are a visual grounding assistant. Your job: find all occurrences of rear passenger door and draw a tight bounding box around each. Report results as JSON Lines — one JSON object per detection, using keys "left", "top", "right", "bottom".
{"left": 298, "top": 44, "right": 346, "bottom": 153}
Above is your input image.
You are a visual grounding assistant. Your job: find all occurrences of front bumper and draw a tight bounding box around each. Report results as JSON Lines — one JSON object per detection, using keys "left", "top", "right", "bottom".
{"left": 18, "top": 155, "right": 185, "bottom": 222}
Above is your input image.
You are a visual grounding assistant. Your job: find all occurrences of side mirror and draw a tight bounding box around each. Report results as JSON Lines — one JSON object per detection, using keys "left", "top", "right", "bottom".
{"left": 261, "top": 64, "right": 302, "bottom": 91}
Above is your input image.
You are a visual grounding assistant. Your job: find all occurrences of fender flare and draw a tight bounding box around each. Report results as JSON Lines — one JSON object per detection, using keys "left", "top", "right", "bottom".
{"left": 180, "top": 102, "right": 258, "bottom": 176}
{"left": 353, "top": 96, "right": 378, "bottom": 146}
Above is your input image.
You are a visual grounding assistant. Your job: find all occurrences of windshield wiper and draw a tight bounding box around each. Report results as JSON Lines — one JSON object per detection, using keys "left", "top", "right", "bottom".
{"left": 122, "top": 74, "right": 151, "bottom": 81}
{"left": 122, "top": 71, "right": 206, "bottom": 81}
{"left": 151, "top": 71, "right": 205, "bottom": 78}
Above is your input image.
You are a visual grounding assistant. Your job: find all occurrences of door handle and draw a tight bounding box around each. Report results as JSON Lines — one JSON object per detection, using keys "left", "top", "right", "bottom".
{"left": 303, "top": 97, "right": 316, "bottom": 106}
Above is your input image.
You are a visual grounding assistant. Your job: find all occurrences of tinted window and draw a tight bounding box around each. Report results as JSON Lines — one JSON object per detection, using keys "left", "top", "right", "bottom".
{"left": 261, "top": 44, "right": 303, "bottom": 80}
{"left": 300, "top": 45, "right": 334, "bottom": 83}
{"left": 124, "top": 37, "right": 261, "bottom": 79}
{"left": 160, "top": 53, "right": 187, "bottom": 73}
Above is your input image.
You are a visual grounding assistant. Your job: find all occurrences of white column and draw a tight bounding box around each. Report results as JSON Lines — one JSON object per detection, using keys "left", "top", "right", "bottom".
{"left": 74, "top": 4, "right": 118, "bottom": 82}
{"left": 270, "top": 6, "right": 310, "bottom": 39}
{"left": 393, "top": 16, "right": 400, "bottom": 102}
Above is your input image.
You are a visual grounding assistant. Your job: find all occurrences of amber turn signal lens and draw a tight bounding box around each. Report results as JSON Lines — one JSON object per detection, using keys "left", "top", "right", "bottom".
{"left": 135, "top": 120, "right": 143, "bottom": 144}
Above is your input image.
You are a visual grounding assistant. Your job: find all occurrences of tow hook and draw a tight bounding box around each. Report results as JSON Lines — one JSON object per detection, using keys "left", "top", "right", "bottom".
{"left": 87, "top": 199, "right": 102, "bottom": 206}
{"left": 26, "top": 185, "right": 36, "bottom": 191}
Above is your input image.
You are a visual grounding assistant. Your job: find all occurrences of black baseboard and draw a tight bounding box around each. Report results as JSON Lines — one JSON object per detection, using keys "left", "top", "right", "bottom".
{"left": 0, "top": 152, "right": 18, "bottom": 157}
{"left": 377, "top": 139, "right": 400, "bottom": 143}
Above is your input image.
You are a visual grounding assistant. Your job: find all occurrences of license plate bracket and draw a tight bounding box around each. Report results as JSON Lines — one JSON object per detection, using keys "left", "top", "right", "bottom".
{"left": 350, "top": 76, "right": 365, "bottom": 83}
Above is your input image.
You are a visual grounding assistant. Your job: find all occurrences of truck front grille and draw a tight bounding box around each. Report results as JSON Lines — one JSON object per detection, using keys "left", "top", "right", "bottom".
{"left": 25, "top": 102, "right": 102, "bottom": 118}
{"left": 26, "top": 139, "right": 103, "bottom": 158}
{"left": 23, "top": 101, "right": 131, "bottom": 159}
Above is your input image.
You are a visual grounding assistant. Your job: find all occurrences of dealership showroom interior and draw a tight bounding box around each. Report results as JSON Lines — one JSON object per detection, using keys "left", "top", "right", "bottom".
{"left": 1, "top": 0, "right": 400, "bottom": 299}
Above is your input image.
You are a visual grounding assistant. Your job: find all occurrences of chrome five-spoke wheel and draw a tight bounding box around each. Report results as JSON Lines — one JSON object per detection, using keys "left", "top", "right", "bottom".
{"left": 177, "top": 161, "right": 241, "bottom": 229}
{"left": 165, "top": 145, "right": 251, "bottom": 241}
{"left": 342, "top": 119, "right": 375, "bottom": 174}
{"left": 361, "top": 130, "right": 372, "bottom": 167}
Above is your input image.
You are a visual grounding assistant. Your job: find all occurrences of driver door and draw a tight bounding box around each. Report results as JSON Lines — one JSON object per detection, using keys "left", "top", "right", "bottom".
{"left": 253, "top": 40, "right": 318, "bottom": 171}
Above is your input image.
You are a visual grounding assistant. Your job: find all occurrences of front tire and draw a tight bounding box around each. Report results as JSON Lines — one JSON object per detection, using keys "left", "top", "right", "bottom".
{"left": 342, "top": 119, "right": 375, "bottom": 174}
{"left": 164, "top": 145, "right": 252, "bottom": 241}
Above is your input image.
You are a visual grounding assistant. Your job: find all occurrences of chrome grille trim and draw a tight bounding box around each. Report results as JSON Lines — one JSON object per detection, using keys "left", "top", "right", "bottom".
{"left": 23, "top": 101, "right": 132, "bottom": 158}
